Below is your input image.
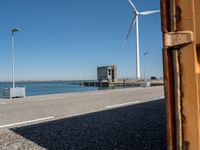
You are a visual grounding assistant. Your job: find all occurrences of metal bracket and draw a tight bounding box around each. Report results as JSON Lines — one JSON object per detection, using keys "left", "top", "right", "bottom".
{"left": 164, "top": 31, "right": 194, "bottom": 48}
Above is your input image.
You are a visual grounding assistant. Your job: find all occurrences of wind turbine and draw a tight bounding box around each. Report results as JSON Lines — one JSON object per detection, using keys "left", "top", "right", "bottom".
{"left": 125, "top": 0, "right": 160, "bottom": 80}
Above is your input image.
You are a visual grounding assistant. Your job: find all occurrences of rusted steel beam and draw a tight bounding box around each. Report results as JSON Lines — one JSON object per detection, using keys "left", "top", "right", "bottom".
{"left": 161, "top": 0, "right": 200, "bottom": 149}
{"left": 161, "top": 0, "right": 177, "bottom": 149}
{"left": 175, "top": 0, "right": 200, "bottom": 149}
{"left": 162, "top": 47, "right": 176, "bottom": 150}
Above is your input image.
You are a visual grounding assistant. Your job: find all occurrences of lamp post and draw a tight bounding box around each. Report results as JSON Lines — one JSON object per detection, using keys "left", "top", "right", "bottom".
{"left": 143, "top": 52, "right": 149, "bottom": 81}
{"left": 11, "top": 28, "right": 21, "bottom": 88}
{"left": 2, "top": 28, "right": 25, "bottom": 99}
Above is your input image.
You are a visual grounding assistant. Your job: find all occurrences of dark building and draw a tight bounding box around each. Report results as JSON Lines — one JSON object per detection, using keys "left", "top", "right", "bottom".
{"left": 97, "top": 65, "right": 117, "bottom": 83}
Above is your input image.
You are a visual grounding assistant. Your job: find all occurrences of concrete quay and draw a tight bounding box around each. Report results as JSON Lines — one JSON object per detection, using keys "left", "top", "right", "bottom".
{"left": 0, "top": 86, "right": 166, "bottom": 150}
{"left": 83, "top": 80, "right": 164, "bottom": 87}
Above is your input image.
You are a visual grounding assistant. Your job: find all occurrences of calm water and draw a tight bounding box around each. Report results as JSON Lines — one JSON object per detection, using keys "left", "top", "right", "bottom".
{"left": 0, "top": 81, "right": 100, "bottom": 97}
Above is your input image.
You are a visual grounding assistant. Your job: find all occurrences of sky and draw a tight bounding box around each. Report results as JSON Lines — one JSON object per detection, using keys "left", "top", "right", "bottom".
{"left": 0, "top": 0, "right": 162, "bottom": 81}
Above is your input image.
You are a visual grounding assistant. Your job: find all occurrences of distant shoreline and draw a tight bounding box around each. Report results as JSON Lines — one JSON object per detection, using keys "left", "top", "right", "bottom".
{"left": 0, "top": 80, "right": 97, "bottom": 83}
{"left": 0, "top": 79, "right": 163, "bottom": 83}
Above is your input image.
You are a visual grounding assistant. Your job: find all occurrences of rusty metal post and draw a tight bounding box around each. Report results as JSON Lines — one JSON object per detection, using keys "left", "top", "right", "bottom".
{"left": 161, "top": 0, "right": 200, "bottom": 149}
{"left": 161, "top": 0, "right": 177, "bottom": 149}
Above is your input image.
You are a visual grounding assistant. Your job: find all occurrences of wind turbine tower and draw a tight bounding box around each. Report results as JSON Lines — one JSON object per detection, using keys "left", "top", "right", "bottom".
{"left": 125, "top": 0, "right": 160, "bottom": 80}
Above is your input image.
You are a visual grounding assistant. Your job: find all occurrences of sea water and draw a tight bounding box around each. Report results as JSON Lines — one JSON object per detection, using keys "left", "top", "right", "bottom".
{"left": 0, "top": 81, "right": 98, "bottom": 97}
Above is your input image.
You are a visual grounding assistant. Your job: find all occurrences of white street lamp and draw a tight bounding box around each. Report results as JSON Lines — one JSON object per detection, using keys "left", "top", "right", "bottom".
{"left": 11, "top": 28, "right": 21, "bottom": 88}
{"left": 2, "top": 28, "right": 25, "bottom": 99}
{"left": 143, "top": 52, "right": 149, "bottom": 81}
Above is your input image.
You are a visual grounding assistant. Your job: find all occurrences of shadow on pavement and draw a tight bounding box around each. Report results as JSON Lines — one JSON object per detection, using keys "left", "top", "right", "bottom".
{"left": 11, "top": 99, "right": 166, "bottom": 150}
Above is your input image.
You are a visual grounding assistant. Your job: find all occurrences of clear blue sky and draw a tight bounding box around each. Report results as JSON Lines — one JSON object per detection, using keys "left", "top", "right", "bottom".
{"left": 0, "top": 0, "right": 162, "bottom": 81}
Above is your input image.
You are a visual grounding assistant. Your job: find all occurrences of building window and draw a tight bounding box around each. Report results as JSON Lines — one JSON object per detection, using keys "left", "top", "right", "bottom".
{"left": 109, "top": 70, "right": 111, "bottom": 75}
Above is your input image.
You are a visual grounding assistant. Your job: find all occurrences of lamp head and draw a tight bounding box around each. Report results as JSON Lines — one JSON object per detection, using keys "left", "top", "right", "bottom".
{"left": 144, "top": 52, "right": 149, "bottom": 56}
{"left": 11, "top": 28, "right": 21, "bottom": 33}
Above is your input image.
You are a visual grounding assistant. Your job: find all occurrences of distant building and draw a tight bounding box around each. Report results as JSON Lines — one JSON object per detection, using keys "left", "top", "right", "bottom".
{"left": 97, "top": 65, "right": 117, "bottom": 83}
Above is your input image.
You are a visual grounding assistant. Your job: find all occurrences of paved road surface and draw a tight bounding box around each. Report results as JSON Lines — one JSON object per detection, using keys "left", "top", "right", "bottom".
{"left": 0, "top": 86, "right": 166, "bottom": 150}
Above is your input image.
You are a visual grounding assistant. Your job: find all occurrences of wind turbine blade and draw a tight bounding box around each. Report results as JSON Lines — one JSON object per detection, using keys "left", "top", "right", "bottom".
{"left": 128, "top": 0, "right": 138, "bottom": 13}
{"left": 139, "top": 10, "right": 160, "bottom": 15}
{"left": 124, "top": 16, "right": 136, "bottom": 45}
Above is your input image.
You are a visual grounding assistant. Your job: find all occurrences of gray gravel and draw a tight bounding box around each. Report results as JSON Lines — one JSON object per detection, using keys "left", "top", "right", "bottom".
{"left": 0, "top": 99, "right": 166, "bottom": 150}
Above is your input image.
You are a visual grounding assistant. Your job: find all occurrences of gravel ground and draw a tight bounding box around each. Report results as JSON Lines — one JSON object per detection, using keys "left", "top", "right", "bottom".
{"left": 0, "top": 99, "right": 166, "bottom": 150}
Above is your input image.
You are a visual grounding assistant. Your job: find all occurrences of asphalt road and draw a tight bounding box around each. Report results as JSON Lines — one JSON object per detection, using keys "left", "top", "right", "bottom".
{"left": 0, "top": 86, "right": 166, "bottom": 150}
